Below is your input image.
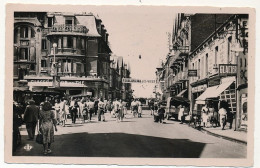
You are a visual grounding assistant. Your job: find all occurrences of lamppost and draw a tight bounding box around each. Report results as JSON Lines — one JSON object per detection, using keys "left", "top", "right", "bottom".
{"left": 51, "top": 43, "right": 60, "bottom": 88}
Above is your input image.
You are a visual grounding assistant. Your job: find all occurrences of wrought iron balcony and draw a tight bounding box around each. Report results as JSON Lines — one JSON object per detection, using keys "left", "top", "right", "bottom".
{"left": 50, "top": 24, "right": 89, "bottom": 34}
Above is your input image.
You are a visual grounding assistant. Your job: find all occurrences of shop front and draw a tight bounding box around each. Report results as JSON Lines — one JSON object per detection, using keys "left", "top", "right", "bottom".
{"left": 194, "top": 76, "right": 236, "bottom": 127}
{"left": 25, "top": 76, "right": 109, "bottom": 99}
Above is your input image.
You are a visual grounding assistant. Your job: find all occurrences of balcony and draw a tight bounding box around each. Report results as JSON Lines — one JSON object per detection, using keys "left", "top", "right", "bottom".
{"left": 49, "top": 24, "right": 89, "bottom": 34}
{"left": 49, "top": 48, "right": 85, "bottom": 57}
{"left": 173, "top": 71, "right": 188, "bottom": 83}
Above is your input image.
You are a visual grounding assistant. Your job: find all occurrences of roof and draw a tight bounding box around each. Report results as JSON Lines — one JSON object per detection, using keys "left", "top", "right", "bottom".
{"left": 14, "top": 17, "right": 42, "bottom": 26}
{"left": 75, "top": 15, "right": 101, "bottom": 37}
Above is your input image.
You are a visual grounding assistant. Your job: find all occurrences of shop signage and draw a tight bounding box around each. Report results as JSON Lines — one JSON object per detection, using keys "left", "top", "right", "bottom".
{"left": 122, "top": 78, "right": 157, "bottom": 83}
{"left": 192, "top": 84, "right": 207, "bottom": 93}
{"left": 28, "top": 79, "right": 85, "bottom": 87}
{"left": 219, "top": 64, "right": 237, "bottom": 76}
{"left": 86, "top": 92, "right": 92, "bottom": 96}
{"left": 208, "top": 79, "right": 220, "bottom": 87}
{"left": 188, "top": 70, "right": 197, "bottom": 77}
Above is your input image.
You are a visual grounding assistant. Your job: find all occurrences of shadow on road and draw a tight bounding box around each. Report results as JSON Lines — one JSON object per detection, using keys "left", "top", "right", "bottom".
{"left": 14, "top": 132, "right": 206, "bottom": 158}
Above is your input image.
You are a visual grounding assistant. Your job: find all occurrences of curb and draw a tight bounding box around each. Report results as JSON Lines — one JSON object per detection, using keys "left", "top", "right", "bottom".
{"left": 200, "top": 128, "right": 247, "bottom": 145}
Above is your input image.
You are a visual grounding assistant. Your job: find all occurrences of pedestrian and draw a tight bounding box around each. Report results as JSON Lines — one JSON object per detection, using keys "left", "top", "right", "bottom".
{"left": 39, "top": 101, "right": 57, "bottom": 155}
{"left": 219, "top": 101, "right": 228, "bottom": 130}
{"left": 201, "top": 103, "right": 209, "bottom": 127}
{"left": 178, "top": 105, "right": 184, "bottom": 123}
{"left": 78, "top": 98, "right": 86, "bottom": 123}
{"left": 98, "top": 98, "right": 105, "bottom": 121}
{"left": 86, "top": 98, "right": 95, "bottom": 122}
{"left": 94, "top": 97, "right": 99, "bottom": 115}
{"left": 122, "top": 99, "right": 128, "bottom": 118}
{"left": 113, "top": 98, "right": 122, "bottom": 122}
{"left": 59, "top": 97, "right": 66, "bottom": 127}
{"left": 130, "top": 99, "right": 138, "bottom": 118}
{"left": 137, "top": 99, "right": 142, "bottom": 118}
{"left": 69, "top": 97, "right": 78, "bottom": 124}
{"left": 23, "top": 100, "right": 39, "bottom": 140}
{"left": 158, "top": 104, "right": 165, "bottom": 123}
{"left": 54, "top": 99, "right": 60, "bottom": 125}
{"left": 106, "top": 99, "right": 113, "bottom": 114}
{"left": 149, "top": 99, "right": 155, "bottom": 116}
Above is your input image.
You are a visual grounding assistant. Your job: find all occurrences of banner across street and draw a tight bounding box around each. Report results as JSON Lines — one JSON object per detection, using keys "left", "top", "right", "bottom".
{"left": 122, "top": 78, "right": 157, "bottom": 83}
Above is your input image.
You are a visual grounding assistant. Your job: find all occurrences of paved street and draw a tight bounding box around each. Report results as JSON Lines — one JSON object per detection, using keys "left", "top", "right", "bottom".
{"left": 14, "top": 110, "right": 246, "bottom": 158}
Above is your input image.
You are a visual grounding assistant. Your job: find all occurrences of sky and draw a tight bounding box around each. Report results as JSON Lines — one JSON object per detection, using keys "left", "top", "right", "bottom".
{"left": 79, "top": 6, "right": 176, "bottom": 98}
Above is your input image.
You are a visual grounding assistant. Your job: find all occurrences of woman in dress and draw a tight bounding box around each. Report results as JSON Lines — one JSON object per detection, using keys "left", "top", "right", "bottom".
{"left": 39, "top": 101, "right": 57, "bottom": 155}
{"left": 219, "top": 101, "right": 228, "bottom": 130}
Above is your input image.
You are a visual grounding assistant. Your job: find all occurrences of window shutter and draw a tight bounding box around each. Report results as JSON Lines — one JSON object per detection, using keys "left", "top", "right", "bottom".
{"left": 30, "top": 47, "right": 36, "bottom": 61}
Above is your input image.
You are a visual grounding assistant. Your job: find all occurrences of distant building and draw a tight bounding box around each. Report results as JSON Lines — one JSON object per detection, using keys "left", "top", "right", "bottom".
{"left": 109, "top": 55, "right": 132, "bottom": 100}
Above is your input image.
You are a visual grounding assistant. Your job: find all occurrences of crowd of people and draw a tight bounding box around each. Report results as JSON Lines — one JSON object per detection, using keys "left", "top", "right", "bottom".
{"left": 200, "top": 100, "right": 234, "bottom": 130}
{"left": 13, "top": 96, "right": 148, "bottom": 154}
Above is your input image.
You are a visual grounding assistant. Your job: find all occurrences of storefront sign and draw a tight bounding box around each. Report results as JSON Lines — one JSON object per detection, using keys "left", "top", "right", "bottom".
{"left": 188, "top": 70, "right": 197, "bottom": 77}
{"left": 192, "top": 84, "right": 207, "bottom": 93}
{"left": 219, "top": 64, "right": 237, "bottom": 76}
{"left": 28, "top": 79, "right": 86, "bottom": 87}
{"left": 208, "top": 79, "right": 220, "bottom": 87}
{"left": 122, "top": 78, "right": 157, "bottom": 83}
{"left": 86, "top": 92, "right": 92, "bottom": 96}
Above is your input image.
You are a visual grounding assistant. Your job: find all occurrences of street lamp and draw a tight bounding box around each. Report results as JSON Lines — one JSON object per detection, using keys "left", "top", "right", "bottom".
{"left": 53, "top": 43, "right": 57, "bottom": 64}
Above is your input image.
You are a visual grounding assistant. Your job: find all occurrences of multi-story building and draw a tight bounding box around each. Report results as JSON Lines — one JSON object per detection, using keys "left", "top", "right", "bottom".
{"left": 189, "top": 14, "right": 248, "bottom": 130}
{"left": 159, "top": 13, "right": 248, "bottom": 130}
{"left": 14, "top": 12, "right": 112, "bottom": 99}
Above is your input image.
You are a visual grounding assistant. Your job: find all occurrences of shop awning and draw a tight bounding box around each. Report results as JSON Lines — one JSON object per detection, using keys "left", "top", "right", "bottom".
{"left": 176, "top": 89, "right": 187, "bottom": 97}
{"left": 196, "top": 79, "right": 235, "bottom": 104}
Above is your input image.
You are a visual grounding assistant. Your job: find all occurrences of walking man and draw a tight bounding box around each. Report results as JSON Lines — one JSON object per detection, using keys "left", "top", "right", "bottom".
{"left": 98, "top": 98, "right": 105, "bottom": 122}
{"left": 23, "top": 100, "right": 39, "bottom": 140}
{"left": 69, "top": 97, "right": 78, "bottom": 124}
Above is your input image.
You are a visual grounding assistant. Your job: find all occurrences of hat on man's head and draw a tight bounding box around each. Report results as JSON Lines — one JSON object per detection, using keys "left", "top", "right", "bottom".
{"left": 42, "top": 102, "right": 53, "bottom": 111}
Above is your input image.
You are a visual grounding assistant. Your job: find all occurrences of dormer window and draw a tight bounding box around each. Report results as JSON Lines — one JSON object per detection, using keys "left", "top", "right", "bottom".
{"left": 48, "top": 17, "right": 53, "bottom": 27}
{"left": 65, "top": 17, "right": 73, "bottom": 26}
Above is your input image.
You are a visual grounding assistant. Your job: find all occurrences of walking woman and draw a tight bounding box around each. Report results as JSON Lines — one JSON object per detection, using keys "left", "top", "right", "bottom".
{"left": 39, "top": 101, "right": 57, "bottom": 155}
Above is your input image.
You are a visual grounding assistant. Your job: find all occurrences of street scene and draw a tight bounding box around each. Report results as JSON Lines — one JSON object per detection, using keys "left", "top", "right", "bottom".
{"left": 11, "top": 7, "right": 249, "bottom": 159}
{"left": 14, "top": 110, "right": 246, "bottom": 158}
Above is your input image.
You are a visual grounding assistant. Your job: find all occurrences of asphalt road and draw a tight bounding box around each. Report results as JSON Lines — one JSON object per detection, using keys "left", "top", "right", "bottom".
{"left": 14, "top": 110, "right": 246, "bottom": 158}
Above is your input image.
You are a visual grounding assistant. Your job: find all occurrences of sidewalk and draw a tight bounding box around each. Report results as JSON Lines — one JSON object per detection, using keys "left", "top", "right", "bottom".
{"left": 201, "top": 126, "right": 247, "bottom": 144}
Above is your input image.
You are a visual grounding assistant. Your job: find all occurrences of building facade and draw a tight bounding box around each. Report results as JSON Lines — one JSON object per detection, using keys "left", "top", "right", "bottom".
{"left": 109, "top": 55, "right": 132, "bottom": 101}
{"left": 158, "top": 13, "right": 248, "bottom": 130}
{"left": 13, "top": 12, "right": 130, "bottom": 100}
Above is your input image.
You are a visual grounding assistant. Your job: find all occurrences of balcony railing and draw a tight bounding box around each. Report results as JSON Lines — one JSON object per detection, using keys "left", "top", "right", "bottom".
{"left": 50, "top": 24, "right": 89, "bottom": 34}
{"left": 173, "top": 71, "right": 188, "bottom": 83}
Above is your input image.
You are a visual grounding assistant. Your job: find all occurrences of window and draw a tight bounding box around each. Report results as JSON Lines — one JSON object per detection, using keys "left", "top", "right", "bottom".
{"left": 14, "top": 28, "right": 18, "bottom": 44}
{"left": 31, "top": 28, "right": 35, "bottom": 38}
{"left": 228, "top": 37, "right": 232, "bottom": 63}
{"left": 205, "top": 53, "right": 208, "bottom": 76}
{"left": 41, "top": 60, "right": 47, "bottom": 67}
{"left": 19, "top": 48, "right": 29, "bottom": 60}
{"left": 65, "top": 19, "right": 72, "bottom": 25}
{"left": 48, "top": 17, "right": 53, "bottom": 27}
{"left": 215, "top": 46, "right": 218, "bottom": 64}
{"left": 67, "top": 36, "right": 73, "bottom": 48}
{"left": 198, "top": 59, "right": 200, "bottom": 79}
{"left": 20, "top": 27, "right": 28, "bottom": 38}
{"left": 42, "top": 39, "right": 47, "bottom": 50}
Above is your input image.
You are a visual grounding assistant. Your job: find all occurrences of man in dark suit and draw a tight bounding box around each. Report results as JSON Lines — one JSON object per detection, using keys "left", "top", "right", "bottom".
{"left": 23, "top": 100, "right": 39, "bottom": 140}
